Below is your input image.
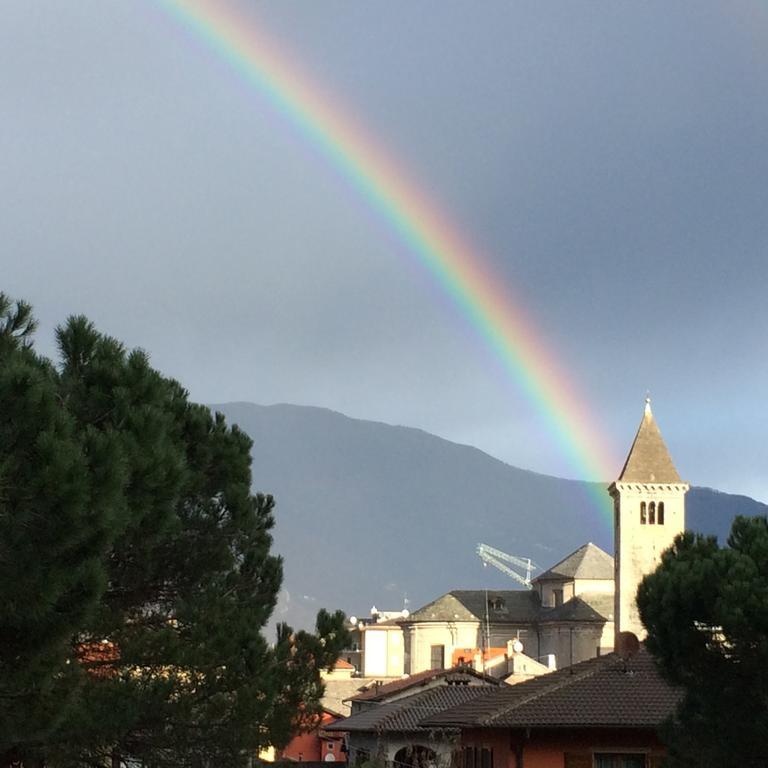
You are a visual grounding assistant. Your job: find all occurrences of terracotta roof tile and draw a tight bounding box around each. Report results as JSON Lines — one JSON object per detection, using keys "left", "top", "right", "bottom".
{"left": 327, "top": 685, "right": 496, "bottom": 734}
{"left": 348, "top": 667, "right": 497, "bottom": 703}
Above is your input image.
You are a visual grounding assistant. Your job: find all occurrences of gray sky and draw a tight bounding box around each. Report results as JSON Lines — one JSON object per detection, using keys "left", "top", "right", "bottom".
{"left": 3, "top": 1, "right": 768, "bottom": 501}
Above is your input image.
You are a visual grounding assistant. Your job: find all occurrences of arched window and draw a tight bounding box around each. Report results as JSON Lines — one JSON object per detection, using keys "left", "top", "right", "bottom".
{"left": 658, "top": 501, "right": 665, "bottom": 525}
{"left": 394, "top": 745, "right": 437, "bottom": 768}
{"left": 649, "top": 501, "right": 656, "bottom": 525}
{"left": 640, "top": 502, "right": 647, "bottom": 524}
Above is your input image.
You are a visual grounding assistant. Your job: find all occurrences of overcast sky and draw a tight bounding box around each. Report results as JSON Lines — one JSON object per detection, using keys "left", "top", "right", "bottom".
{"left": 3, "top": 1, "right": 768, "bottom": 502}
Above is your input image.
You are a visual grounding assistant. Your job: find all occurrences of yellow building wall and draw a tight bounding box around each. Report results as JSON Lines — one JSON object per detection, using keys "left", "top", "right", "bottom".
{"left": 362, "top": 626, "right": 405, "bottom": 677}
{"left": 403, "top": 622, "right": 479, "bottom": 674}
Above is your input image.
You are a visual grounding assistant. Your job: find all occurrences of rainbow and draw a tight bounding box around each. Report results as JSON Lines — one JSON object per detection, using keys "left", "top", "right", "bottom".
{"left": 156, "top": 0, "right": 617, "bottom": 522}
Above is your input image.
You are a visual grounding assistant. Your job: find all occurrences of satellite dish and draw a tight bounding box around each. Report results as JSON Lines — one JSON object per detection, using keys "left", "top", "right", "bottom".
{"left": 349, "top": 616, "right": 357, "bottom": 626}
{"left": 617, "top": 631, "right": 640, "bottom": 660}
{"left": 401, "top": 609, "right": 410, "bottom": 618}
{"left": 512, "top": 639, "right": 524, "bottom": 654}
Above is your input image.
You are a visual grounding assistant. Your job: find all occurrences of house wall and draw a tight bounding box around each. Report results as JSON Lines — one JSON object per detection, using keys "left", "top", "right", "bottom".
{"left": 462, "top": 729, "right": 514, "bottom": 768}
{"left": 538, "top": 580, "right": 575, "bottom": 608}
{"left": 402, "top": 622, "right": 480, "bottom": 674}
{"left": 363, "top": 626, "right": 405, "bottom": 677}
{"left": 402, "top": 618, "right": 612, "bottom": 673}
{"left": 539, "top": 578, "right": 614, "bottom": 609}
{"left": 402, "top": 621, "right": 542, "bottom": 674}
{"left": 347, "top": 732, "right": 460, "bottom": 767}
{"left": 279, "top": 713, "right": 346, "bottom": 763}
{"left": 486, "top": 623, "right": 535, "bottom": 652}
{"left": 463, "top": 728, "right": 665, "bottom": 768}
{"left": 537, "top": 624, "right": 607, "bottom": 668}
{"left": 597, "top": 622, "right": 615, "bottom": 655}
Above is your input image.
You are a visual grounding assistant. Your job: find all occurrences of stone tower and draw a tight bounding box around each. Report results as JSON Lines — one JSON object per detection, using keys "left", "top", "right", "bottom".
{"left": 609, "top": 399, "right": 688, "bottom": 640}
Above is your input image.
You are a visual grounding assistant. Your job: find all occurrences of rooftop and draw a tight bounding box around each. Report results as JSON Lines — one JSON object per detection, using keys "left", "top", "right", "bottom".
{"left": 406, "top": 590, "right": 540, "bottom": 624}
{"left": 348, "top": 667, "right": 499, "bottom": 703}
{"left": 327, "top": 684, "right": 497, "bottom": 734}
{"left": 616, "top": 399, "right": 682, "bottom": 484}
{"left": 539, "top": 592, "right": 614, "bottom": 623}
{"left": 423, "top": 646, "right": 679, "bottom": 729}
{"left": 534, "top": 542, "right": 613, "bottom": 582}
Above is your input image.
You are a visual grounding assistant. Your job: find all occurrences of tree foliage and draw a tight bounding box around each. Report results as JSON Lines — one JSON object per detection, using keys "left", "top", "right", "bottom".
{"left": 637, "top": 516, "right": 768, "bottom": 767}
{"left": 0, "top": 294, "right": 348, "bottom": 767}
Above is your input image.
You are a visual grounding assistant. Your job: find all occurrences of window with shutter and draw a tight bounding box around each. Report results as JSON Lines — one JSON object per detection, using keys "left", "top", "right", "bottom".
{"left": 430, "top": 644, "right": 445, "bottom": 670}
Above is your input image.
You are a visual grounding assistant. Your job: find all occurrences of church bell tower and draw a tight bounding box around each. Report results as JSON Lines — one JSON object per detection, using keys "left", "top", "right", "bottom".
{"left": 609, "top": 399, "right": 688, "bottom": 640}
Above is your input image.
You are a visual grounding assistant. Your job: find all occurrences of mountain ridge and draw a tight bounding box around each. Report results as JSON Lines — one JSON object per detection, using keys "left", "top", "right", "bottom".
{"left": 211, "top": 402, "right": 767, "bottom": 630}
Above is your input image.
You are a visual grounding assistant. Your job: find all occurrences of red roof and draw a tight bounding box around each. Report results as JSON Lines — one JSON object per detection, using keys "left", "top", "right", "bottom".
{"left": 334, "top": 659, "right": 355, "bottom": 670}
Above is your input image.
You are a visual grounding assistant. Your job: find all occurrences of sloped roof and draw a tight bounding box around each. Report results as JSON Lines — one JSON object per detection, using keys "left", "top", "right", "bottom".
{"left": 348, "top": 667, "right": 498, "bottom": 703}
{"left": 327, "top": 685, "right": 497, "bottom": 733}
{"left": 539, "top": 592, "right": 614, "bottom": 623}
{"left": 535, "top": 543, "right": 613, "bottom": 582}
{"left": 423, "top": 646, "right": 679, "bottom": 729}
{"left": 617, "top": 400, "right": 681, "bottom": 484}
{"left": 407, "top": 590, "right": 540, "bottom": 624}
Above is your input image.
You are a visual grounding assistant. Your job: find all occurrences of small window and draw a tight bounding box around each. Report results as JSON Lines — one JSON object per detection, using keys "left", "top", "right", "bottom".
{"left": 649, "top": 501, "right": 656, "bottom": 525}
{"left": 480, "top": 748, "right": 493, "bottom": 768}
{"left": 430, "top": 644, "right": 445, "bottom": 670}
{"left": 640, "top": 502, "right": 647, "bottom": 525}
{"left": 553, "top": 588, "right": 563, "bottom": 607}
{"left": 658, "top": 502, "right": 665, "bottom": 525}
{"left": 463, "top": 747, "right": 476, "bottom": 768}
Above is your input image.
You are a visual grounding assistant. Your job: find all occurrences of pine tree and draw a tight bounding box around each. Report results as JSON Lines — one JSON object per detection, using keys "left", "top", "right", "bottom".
{"left": 637, "top": 516, "right": 768, "bottom": 767}
{"left": 0, "top": 296, "right": 349, "bottom": 767}
{"left": 0, "top": 296, "right": 124, "bottom": 765}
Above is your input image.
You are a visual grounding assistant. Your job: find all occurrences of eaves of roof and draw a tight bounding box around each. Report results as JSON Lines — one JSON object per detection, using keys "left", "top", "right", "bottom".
{"left": 422, "top": 647, "right": 679, "bottom": 730}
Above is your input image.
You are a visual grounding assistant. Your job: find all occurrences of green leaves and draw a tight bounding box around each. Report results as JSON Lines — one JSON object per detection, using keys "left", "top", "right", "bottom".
{"left": 0, "top": 294, "right": 349, "bottom": 767}
{"left": 638, "top": 516, "right": 768, "bottom": 767}
{"left": 0, "top": 292, "right": 37, "bottom": 353}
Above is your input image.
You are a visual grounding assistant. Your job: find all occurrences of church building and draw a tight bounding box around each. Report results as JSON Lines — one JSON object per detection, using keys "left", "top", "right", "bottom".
{"left": 609, "top": 398, "right": 688, "bottom": 640}
{"left": 357, "top": 400, "right": 688, "bottom": 675}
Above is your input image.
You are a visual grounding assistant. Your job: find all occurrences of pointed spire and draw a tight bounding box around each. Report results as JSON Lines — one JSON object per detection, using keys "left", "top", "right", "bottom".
{"left": 617, "top": 398, "right": 681, "bottom": 483}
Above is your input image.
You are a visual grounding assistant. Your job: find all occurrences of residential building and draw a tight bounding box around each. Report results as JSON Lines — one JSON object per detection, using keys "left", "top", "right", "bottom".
{"left": 321, "top": 659, "right": 379, "bottom": 717}
{"left": 423, "top": 646, "right": 679, "bottom": 768}
{"left": 277, "top": 708, "right": 347, "bottom": 764}
{"left": 327, "top": 668, "right": 501, "bottom": 767}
